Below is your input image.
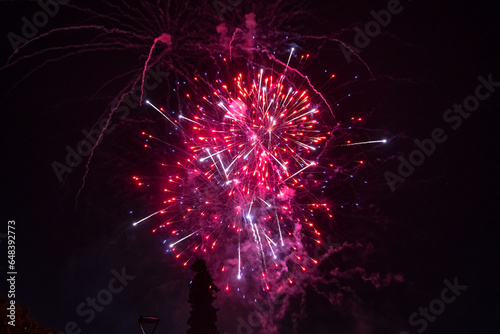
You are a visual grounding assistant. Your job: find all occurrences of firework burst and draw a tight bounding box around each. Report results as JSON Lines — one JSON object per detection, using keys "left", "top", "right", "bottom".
{"left": 0, "top": 0, "right": 388, "bottom": 300}
{"left": 131, "top": 49, "right": 386, "bottom": 294}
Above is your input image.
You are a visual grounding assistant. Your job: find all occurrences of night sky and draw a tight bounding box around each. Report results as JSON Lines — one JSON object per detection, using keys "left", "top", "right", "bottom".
{"left": 1, "top": 1, "right": 499, "bottom": 334}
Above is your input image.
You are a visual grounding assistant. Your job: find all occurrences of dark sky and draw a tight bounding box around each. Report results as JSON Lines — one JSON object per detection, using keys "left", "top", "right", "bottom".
{"left": 1, "top": 1, "right": 499, "bottom": 334}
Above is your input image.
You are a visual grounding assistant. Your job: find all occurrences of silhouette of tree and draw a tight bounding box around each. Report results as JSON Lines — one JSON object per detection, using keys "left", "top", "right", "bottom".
{"left": 186, "top": 258, "right": 219, "bottom": 334}
{"left": 0, "top": 291, "right": 56, "bottom": 333}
